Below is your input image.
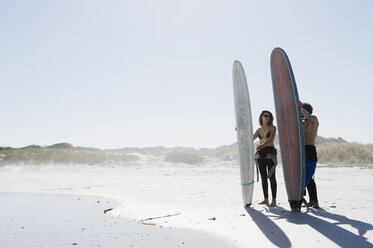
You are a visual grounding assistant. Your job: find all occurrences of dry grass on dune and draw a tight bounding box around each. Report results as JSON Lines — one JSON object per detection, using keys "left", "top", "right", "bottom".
{"left": 0, "top": 140, "right": 372, "bottom": 166}
{"left": 0, "top": 148, "right": 140, "bottom": 166}
{"left": 317, "top": 143, "right": 373, "bottom": 166}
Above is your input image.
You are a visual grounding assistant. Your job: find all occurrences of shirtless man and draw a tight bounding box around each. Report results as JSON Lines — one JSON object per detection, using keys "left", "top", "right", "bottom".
{"left": 298, "top": 101, "right": 319, "bottom": 208}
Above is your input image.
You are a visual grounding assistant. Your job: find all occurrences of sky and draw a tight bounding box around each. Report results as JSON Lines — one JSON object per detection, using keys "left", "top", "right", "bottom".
{"left": 0, "top": 0, "right": 372, "bottom": 149}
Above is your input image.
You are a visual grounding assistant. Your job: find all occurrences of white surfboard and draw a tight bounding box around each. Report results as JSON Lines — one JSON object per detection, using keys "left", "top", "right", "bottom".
{"left": 232, "top": 60, "right": 255, "bottom": 207}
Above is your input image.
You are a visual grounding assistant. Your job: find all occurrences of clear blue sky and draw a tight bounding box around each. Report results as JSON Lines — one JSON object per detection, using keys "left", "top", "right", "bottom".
{"left": 0, "top": 0, "right": 372, "bottom": 148}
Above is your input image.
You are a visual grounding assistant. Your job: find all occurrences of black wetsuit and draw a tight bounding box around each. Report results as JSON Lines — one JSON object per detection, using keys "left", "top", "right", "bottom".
{"left": 307, "top": 178, "right": 318, "bottom": 203}
{"left": 304, "top": 145, "right": 318, "bottom": 203}
{"left": 256, "top": 144, "right": 277, "bottom": 199}
{"left": 305, "top": 145, "right": 317, "bottom": 187}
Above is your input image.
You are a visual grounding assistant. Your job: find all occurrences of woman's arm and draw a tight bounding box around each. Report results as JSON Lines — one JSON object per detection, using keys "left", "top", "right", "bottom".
{"left": 253, "top": 129, "right": 259, "bottom": 140}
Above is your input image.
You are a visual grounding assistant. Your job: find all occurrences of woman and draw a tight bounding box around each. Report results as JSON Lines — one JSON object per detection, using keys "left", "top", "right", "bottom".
{"left": 253, "top": 110, "right": 277, "bottom": 206}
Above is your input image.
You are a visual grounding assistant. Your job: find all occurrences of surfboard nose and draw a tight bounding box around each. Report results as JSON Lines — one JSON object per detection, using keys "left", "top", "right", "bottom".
{"left": 233, "top": 60, "right": 243, "bottom": 72}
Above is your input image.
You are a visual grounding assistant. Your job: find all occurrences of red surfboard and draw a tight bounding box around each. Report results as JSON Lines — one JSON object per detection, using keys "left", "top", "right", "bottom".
{"left": 270, "top": 48, "right": 305, "bottom": 211}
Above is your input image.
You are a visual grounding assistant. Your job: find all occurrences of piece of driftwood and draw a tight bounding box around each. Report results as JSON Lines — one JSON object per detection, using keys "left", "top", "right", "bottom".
{"left": 104, "top": 208, "right": 113, "bottom": 214}
{"left": 139, "top": 213, "right": 181, "bottom": 225}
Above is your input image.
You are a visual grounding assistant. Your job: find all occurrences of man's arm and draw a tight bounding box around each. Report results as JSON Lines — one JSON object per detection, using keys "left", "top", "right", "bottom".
{"left": 298, "top": 101, "right": 318, "bottom": 123}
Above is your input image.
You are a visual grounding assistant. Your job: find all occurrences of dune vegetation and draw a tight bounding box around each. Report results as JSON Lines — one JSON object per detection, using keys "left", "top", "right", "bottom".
{"left": 0, "top": 145, "right": 140, "bottom": 166}
{"left": 317, "top": 142, "right": 373, "bottom": 166}
{"left": 0, "top": 137, "right": 372, "bottom": 166}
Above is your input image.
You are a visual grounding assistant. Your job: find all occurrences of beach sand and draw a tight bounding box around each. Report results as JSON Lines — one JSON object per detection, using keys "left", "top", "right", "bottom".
{"left": 0, "top": 163, "right": 372, "bottom": 247}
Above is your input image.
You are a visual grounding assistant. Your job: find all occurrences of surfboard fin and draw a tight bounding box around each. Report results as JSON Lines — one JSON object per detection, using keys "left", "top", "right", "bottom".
{"left": 302, "top": 198, "right": 309, "bottom": 210}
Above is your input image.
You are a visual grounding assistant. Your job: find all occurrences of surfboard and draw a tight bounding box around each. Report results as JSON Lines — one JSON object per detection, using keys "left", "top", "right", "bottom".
{"left": 270, "top": 48, "right": 306, "bottom": 211}
{"left": 232, "top": 60, "right": 255, "bottom": 207}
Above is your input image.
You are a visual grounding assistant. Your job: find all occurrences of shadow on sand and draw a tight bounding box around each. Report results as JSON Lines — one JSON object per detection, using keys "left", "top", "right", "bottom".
{"left": 245, "top": 206, "right": 291, "bottom": 248}
{"left": 247, "top": 205, "right": 372, "bottom": 248}
{"left": 0, "top": 192, "right": 236, "bottom": 248}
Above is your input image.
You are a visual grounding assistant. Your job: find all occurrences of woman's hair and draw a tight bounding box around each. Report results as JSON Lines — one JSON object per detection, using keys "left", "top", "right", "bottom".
{"left": 259, "top": 110, "right": 274, "bottom": 126}
{"left": 303, "top": 103, "right": 313, "bottom": 115}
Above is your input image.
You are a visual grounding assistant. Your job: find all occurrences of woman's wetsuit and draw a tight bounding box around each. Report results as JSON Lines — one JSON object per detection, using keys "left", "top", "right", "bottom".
{"left": 256, "top": 146, "right": 277, "bottom": 199}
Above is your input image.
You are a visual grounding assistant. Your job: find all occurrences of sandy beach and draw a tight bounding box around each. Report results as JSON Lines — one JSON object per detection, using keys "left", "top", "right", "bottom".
{"left": 0, "top": 161, "right": 372, "bottom": 248}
